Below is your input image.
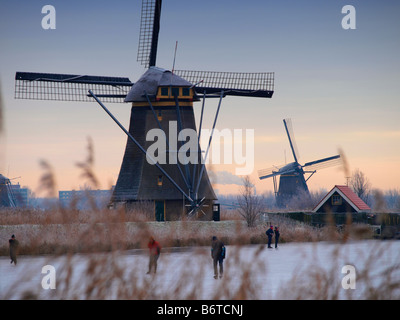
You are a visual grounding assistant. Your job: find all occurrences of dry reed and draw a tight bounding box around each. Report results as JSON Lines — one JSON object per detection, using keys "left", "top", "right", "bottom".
{"left": 1, "top": 143, "right": 398, "bottom": 301}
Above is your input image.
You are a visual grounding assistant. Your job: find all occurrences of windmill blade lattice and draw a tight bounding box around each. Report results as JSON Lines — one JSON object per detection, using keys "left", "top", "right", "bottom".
{"left": 175, "top": 70, "right": 274, "bottom": 98}
{"left": 14, "top": 72, "right": 133, "bottom": 103}
{"left": 137, "top": 0, "right": 162, "bottom": 68}
{"left": 283, "top": 118, "right": 300, "bottom": 163}
{"left": 303, "top": 155, "right": 341, "bottom": 171}
{"left": 257, "top": 164, "right": 285, "bottom": 180}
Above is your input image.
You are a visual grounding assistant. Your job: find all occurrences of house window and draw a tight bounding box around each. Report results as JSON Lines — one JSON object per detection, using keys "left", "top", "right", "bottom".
{"left": 157, "top": 175, "right": 163, "bottom": 187}
{"left": 332, "top": 195, "right": 342, "bottom": 206}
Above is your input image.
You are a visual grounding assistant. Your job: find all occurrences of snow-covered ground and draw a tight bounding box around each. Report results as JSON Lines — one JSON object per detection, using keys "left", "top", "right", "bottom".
{"left": 1, "top": 240, "right": 399, "bottom": 300}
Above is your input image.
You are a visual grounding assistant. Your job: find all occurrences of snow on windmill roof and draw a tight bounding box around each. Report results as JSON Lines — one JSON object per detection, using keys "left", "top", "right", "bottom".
{"left": 125, "top": 67, "right": 192, "bottom": 102}
{"left": 0, "top": 174, "right": 10, "bottom": 183}
{"left": 312, "top": 185, "right": 371, "bottom": 213}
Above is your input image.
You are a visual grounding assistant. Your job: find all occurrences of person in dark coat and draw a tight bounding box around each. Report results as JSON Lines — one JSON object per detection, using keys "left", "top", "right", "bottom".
{"left": 147, "top": 236, "right": 161, "bottom": 274}
{"left": 9, "top": 234, "right": 19, "bottom": 265}
{"left": 266, "top": 226, "right": 274, "bottom": 248}
{"left": 211, "top": 236, "right": 225, "bottom": 279}
{"left": 274, "top": 226, "right": 280, "bottom": 248}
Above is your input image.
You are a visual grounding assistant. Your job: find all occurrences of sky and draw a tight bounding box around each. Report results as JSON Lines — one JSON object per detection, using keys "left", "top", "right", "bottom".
{"left": 0, "top": 0, "right": 399, "bottom": 197}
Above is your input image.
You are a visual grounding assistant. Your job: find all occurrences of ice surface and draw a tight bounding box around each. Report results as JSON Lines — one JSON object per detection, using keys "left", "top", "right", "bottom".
{"left": 1, "top": 240, "right": 399, "bottom": 300}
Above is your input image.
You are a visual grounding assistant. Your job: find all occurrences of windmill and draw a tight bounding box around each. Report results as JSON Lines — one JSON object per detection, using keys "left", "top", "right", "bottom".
{"left": 14, "top": 0, "right": 274, "bottom": 221}
{"left": 0, "top": 174, "right": 17, "bottom": 208}
{"left": 258, "top": 119, "right": 341, "bottom": 207}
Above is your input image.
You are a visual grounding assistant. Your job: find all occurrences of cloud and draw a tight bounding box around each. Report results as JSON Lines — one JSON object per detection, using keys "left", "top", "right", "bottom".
{"left": 254, "top": 135, "right": 283, "bottom": 144}
{"left": 352, "top": 130, "right": 400, "bottom": 139}
{"left": 211, "top": 170, "right": 243, "bottom": 186}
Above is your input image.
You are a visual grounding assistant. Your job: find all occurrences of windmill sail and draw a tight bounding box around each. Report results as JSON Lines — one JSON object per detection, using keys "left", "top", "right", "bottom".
{"left": 258, "top": 164, "right": 285, "bottom": 180}
{"left": 137, "top": 0, "right": 162, "bottom": 68}
{"left": 303, "top": 155, "right": 341, "bottom": 171}
{"left": 283, "top": 118, "right": 299, "bottom": 163}
{"left": 15, "top": 72, "right": 133, "bottom": 103}
{"left": 175, "top": 70, "right": 274, "bottom": 98}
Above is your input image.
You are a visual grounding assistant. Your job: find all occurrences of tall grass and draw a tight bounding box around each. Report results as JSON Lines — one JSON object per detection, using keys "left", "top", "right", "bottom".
{"left": 0, "top": 208, "right": 334, "bottom": 256}
{"left": 1, "top": 141, "right": 398, "bottom": 300}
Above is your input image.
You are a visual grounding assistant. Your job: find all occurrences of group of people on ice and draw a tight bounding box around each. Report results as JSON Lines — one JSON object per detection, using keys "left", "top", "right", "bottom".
{"left": 146, "top": 225, "right": 279, "bottom": 280}
{"left": 266, "top": 225, "right": 280, "bottom": 249}
{"left": 8, "top": 226, "right": 279, "bottom": 280}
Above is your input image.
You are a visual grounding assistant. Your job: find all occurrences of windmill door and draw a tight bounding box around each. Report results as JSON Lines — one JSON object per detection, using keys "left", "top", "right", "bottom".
{"left": 155, "top": 201, "right": 165, "bottom": 222}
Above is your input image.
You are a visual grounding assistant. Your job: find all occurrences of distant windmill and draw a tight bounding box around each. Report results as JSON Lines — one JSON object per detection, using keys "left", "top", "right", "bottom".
{"left": 0, "top": 174, "right": 17, "bottom": 208}
{"left": 258, "top": 119, "right": 341, "bottom": 207}
{"left": 14, "top": 0, "right": 274, "bottom": 221}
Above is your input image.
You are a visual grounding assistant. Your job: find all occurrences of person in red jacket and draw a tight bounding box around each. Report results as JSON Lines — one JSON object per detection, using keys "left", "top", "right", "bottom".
{"left": 147, "top": 236, "right": 161, "bottom": 274}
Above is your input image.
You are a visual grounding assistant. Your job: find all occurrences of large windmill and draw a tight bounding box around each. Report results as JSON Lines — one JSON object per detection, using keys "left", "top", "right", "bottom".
{"left": 14, "top": 0, "right": 274, "bottom": 221}
{"left": 258, "top": 119, "right": 341, "bottom": 207}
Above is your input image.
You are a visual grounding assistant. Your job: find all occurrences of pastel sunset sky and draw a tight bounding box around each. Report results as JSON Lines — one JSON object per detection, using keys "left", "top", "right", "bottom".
{"left": 0, "top": 0, "right": 399, "bottom": 196}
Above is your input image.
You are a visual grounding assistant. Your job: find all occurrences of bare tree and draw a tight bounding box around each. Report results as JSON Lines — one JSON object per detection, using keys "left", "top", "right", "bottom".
{"left": 237, "top": 176, "right": 265, "bottom": 227}
{"left": 350, "top": 168, "right": 371, "bottom": 205}
{"left": 396, "top": 197, "right": 400, "bottom": 213}
{"left": 372, "top": 189, "right": 388, "bottom": 213}
{"left": 284, "top": 189, "right": 316, "bottom": 211}
{"left": 385, "top": 189, "right": 400, "bottom": 212}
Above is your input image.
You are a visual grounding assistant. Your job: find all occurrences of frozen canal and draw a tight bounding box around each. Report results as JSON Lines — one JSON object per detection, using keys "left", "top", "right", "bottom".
{"left": 1, "top": 240, "right": 399, "bottom": 300}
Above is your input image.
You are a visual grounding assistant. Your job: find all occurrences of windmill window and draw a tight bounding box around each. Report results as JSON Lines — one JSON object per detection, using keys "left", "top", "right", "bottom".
{"left": 332, "top": 195, "right": 342, "bottom": 205}
{"left": 160, "top": 87, "right": 169, "bottom": 97}
{"left": 157, "top": 175, "right": 163, "bottom": 187}
{"left": 182, "top": 88, "right": 190, "bottom": 97}
{"left": 171, "top": 87, "right": 180, "bottom": 97}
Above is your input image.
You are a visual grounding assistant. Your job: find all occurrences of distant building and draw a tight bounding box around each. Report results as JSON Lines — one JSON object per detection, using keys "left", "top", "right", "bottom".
{"left": 313, "top": 185, "right": 371, "bottom": 214}
{"left": 59, "top": 188, "right": 114, "bottom": 209}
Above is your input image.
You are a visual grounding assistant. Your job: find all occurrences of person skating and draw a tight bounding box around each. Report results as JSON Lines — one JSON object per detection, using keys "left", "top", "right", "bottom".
{"left": 211, "top": 236, "right": 225, "bottom": 279}
{"left": 9, "top": 234, "right": 19, "bottom": 265}
{"left": 274, "top": 226, "right": 280, "bottom": 248}
{"left": 147, "top": 236, "right": 161, "bottom": 274}
{"left": 266, "top": 226, "right": 274, "bottom": 248}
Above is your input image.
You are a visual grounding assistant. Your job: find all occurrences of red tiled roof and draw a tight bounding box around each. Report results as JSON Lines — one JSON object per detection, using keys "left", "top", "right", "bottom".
{"left": 335, "top": 185, "right": 371, "bottom": 211}
{"left": 312, "top": 185, "right": 371, "bottom": 212}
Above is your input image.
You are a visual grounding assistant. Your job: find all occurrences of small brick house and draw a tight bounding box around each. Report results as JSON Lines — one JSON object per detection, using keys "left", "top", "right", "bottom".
{"left": 313, "top": 185, "right": 371, "bottom": 213}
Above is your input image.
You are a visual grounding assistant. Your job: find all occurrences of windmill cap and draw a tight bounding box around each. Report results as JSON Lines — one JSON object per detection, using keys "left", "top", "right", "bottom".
{"left": 125, "top": 67, "right": 192, "bottom": 103}
{"left": 0, "top": 174, "right": 10, "bottom": 183}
